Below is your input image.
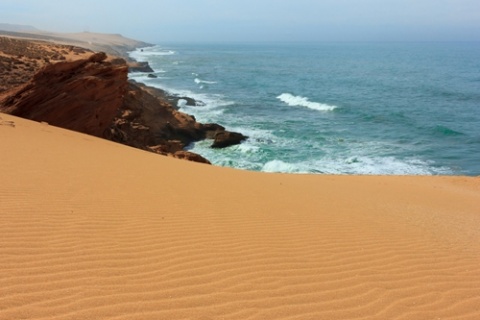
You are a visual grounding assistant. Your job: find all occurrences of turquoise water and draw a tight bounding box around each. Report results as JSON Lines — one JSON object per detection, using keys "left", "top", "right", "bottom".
{"left": 129, "top": 42, "right": 480, "bottom": 175}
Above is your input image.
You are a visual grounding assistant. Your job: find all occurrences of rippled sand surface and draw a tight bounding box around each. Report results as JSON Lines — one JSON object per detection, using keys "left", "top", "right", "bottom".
{"left": 1, "top": 113, "right": 480, "bottom": 319}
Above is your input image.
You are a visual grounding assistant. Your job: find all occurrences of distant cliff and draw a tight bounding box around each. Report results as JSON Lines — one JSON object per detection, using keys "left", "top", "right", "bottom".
{"left": 0, "top": 29, "right": 152, "bottom": 59}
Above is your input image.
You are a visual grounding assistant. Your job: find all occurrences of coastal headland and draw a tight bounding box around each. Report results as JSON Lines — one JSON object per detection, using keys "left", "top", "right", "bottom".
{"left": 0, "top": 30, "right": 247, "bottom": 163}
{"left": 1, "top": 29, "right": 480, "bottom": 319}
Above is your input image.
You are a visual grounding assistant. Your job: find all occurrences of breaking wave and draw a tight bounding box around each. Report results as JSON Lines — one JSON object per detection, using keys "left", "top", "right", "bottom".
{"left": 277, "top": 93, "right": 337, "bottom": 111}
{"left": 194, "top": 78, "right": 217, "bottom": 85}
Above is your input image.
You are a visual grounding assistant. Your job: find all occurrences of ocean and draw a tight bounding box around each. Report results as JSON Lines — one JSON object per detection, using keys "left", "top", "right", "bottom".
{"left": 129, "top": 42, "right": 480, "bottom": 175}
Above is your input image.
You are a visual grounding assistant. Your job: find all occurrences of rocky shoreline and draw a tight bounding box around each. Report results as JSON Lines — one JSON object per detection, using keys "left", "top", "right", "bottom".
{"left": 0, "top": 33, "right": 247, "bottom": 164}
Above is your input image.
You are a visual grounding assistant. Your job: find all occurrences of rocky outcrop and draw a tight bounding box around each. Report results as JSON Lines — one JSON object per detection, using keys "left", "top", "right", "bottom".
{"left": 128, "top": 61, "right": 154, "bottom": 72}
{"left": 0, "top": 52, "right": 127, "bottom": 137}
{"left": 106, "top": 81, "right": 245, "bottom": 161}
{"left": 105, "top": 80, "right": 205, "bottom": 152}
{"left": 212, "top": 131, "right": 248, "bottom": 148}
{"left": 0, "top": 50, "right": 247, "bottom": 164}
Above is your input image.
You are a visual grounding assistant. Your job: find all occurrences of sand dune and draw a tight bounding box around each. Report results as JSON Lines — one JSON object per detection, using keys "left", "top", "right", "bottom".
{"left": 1, "top": 113, "right": 480, "bottom": 319}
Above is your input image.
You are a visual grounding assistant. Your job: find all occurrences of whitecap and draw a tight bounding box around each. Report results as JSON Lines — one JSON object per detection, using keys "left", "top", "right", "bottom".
{"left": 277, "top": 93, "right": 337, "bottom": 111}
{"left": 128, "top": 46, "right": 175, "bottom": 62}
{"left": 177, "top": 99, "right": 188, "bottom": 108}
{"left": 235, "top": 144, "right": 260, "bottom": 154}
{"left": 334, "top": 156, "right": 449, "bottom": 175}
{"left": 328, "top": 156, "right": 452, "bottom": 175}
{"left": 194, "top": 78, "right": 217, "bottom": 85}
{"left": 259, "top": 155, "right": 452, "bottom": 175}
{"left": 262, "top": 160, "right": 302, "bottom": 173}
{"left": 144, "top": 50, "right": 175, "bottom": 56}
{"left": 226, "top": 126, "right": 276, "bottom": 142}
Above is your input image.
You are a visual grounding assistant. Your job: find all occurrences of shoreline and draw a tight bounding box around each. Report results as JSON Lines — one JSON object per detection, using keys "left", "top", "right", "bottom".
{"left": 125, "top": 43, "right": 478, "bottom": 176}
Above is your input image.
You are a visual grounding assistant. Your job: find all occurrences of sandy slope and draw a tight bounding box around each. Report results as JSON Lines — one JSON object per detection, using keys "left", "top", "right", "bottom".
{"left": 1, "top": 113, "right": 480, "bottom": 320}
{"left": 0, "top": 30, "right": 150, "bottom": 59}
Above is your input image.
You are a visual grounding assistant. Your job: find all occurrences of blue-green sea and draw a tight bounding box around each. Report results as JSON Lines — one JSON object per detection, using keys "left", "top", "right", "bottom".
{"left": 129, "top": 42, "right": 480, "bottom": 175}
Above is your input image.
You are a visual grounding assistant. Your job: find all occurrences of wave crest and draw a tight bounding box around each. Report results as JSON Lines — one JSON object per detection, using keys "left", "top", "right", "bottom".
{"left": 277, "top": 93, "right": 337, "bottom": 111}
{"left": 128, "top": 46, "right": 175, "bottom": 62}
{"left": 195, "top": 78, "right": 217, "bottom": 85}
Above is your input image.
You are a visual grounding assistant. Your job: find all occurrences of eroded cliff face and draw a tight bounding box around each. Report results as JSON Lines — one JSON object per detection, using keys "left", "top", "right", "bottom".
{"left": 0, "top": 51, "right": 247, "bottom": 163}
{"left": 105, "top": 81, "right": 212, "bottom": 163}
{"left": 1, "top": 52, "right": 127, "bottom": 137}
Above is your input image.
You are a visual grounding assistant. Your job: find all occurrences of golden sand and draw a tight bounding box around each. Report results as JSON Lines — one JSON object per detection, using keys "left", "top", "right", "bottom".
{"left": 1, "top": 113, "right": 480, "bottom": 319}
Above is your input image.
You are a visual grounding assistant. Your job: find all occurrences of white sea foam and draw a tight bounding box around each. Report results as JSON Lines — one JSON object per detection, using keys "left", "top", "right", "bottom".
{"left": 236, "top": 144, "right": 260, "bottom": 154}
{"left": 133, "top": 78, "right": 229, "bottom": 110}
{"left": 260, "top": 156, "right": 451, "bottom": 175}
{"left": 128, "top": 47, "right": 175, "bottom": 61}
{"left": 328, "top": 156, "right": 440, "bottom": 175}
{"left": 177, "top": 99, "right": 188, "bottom": 108}
{"left": 194, "top": 78, "right": 217, "bottom": 85}
{"left": 145, "top": 50, "right": 175, "bottom": 56}
{"left": 170, "top": 90, "right": 234, "bottom": 123}
{"left": 277, "top": 93, "right": 337, "bottom": 111}
{"left": 262, "top": 160, "right": 300, "bottom": 173}
{"left": 226, "top": 126, "right": 277, "bottom": 143}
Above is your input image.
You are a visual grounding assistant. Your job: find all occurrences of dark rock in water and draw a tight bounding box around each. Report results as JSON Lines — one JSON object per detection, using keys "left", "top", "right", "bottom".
{"left": 128, "top": 61, "right": 154, "bottom": 73}
{"left": 168, "top": 96, "right": 206, "bottom": 108}
{"left": 203, "top": 123, "right": 225, "bottom": 139}
{"left": 147, "top": 73, "right": 157, "bottom": 78}
{"left": 211, "top": 131, "right": 248, "bottom": 148}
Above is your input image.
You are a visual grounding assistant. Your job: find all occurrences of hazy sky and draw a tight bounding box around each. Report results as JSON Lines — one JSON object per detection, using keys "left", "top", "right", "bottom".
{"left": 1, "top": 0, "right": 480, "bottom": 43}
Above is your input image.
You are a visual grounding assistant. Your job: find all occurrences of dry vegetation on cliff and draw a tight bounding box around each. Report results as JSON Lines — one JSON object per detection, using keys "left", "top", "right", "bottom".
{"left": 0, "top": 36, "right": 92, "bottom": 96}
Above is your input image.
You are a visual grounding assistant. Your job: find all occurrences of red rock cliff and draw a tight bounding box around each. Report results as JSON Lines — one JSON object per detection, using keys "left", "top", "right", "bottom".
{"left": 1, "top": 52, "right": 127, "bottom": 137}
{"left": 0, "top": 51, "right": 247, "bottom": 164}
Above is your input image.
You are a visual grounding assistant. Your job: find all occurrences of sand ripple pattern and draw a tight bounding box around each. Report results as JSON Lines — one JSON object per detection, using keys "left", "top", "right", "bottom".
{"left": 1, "top": 114, "right": 480, "bottom": 319}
